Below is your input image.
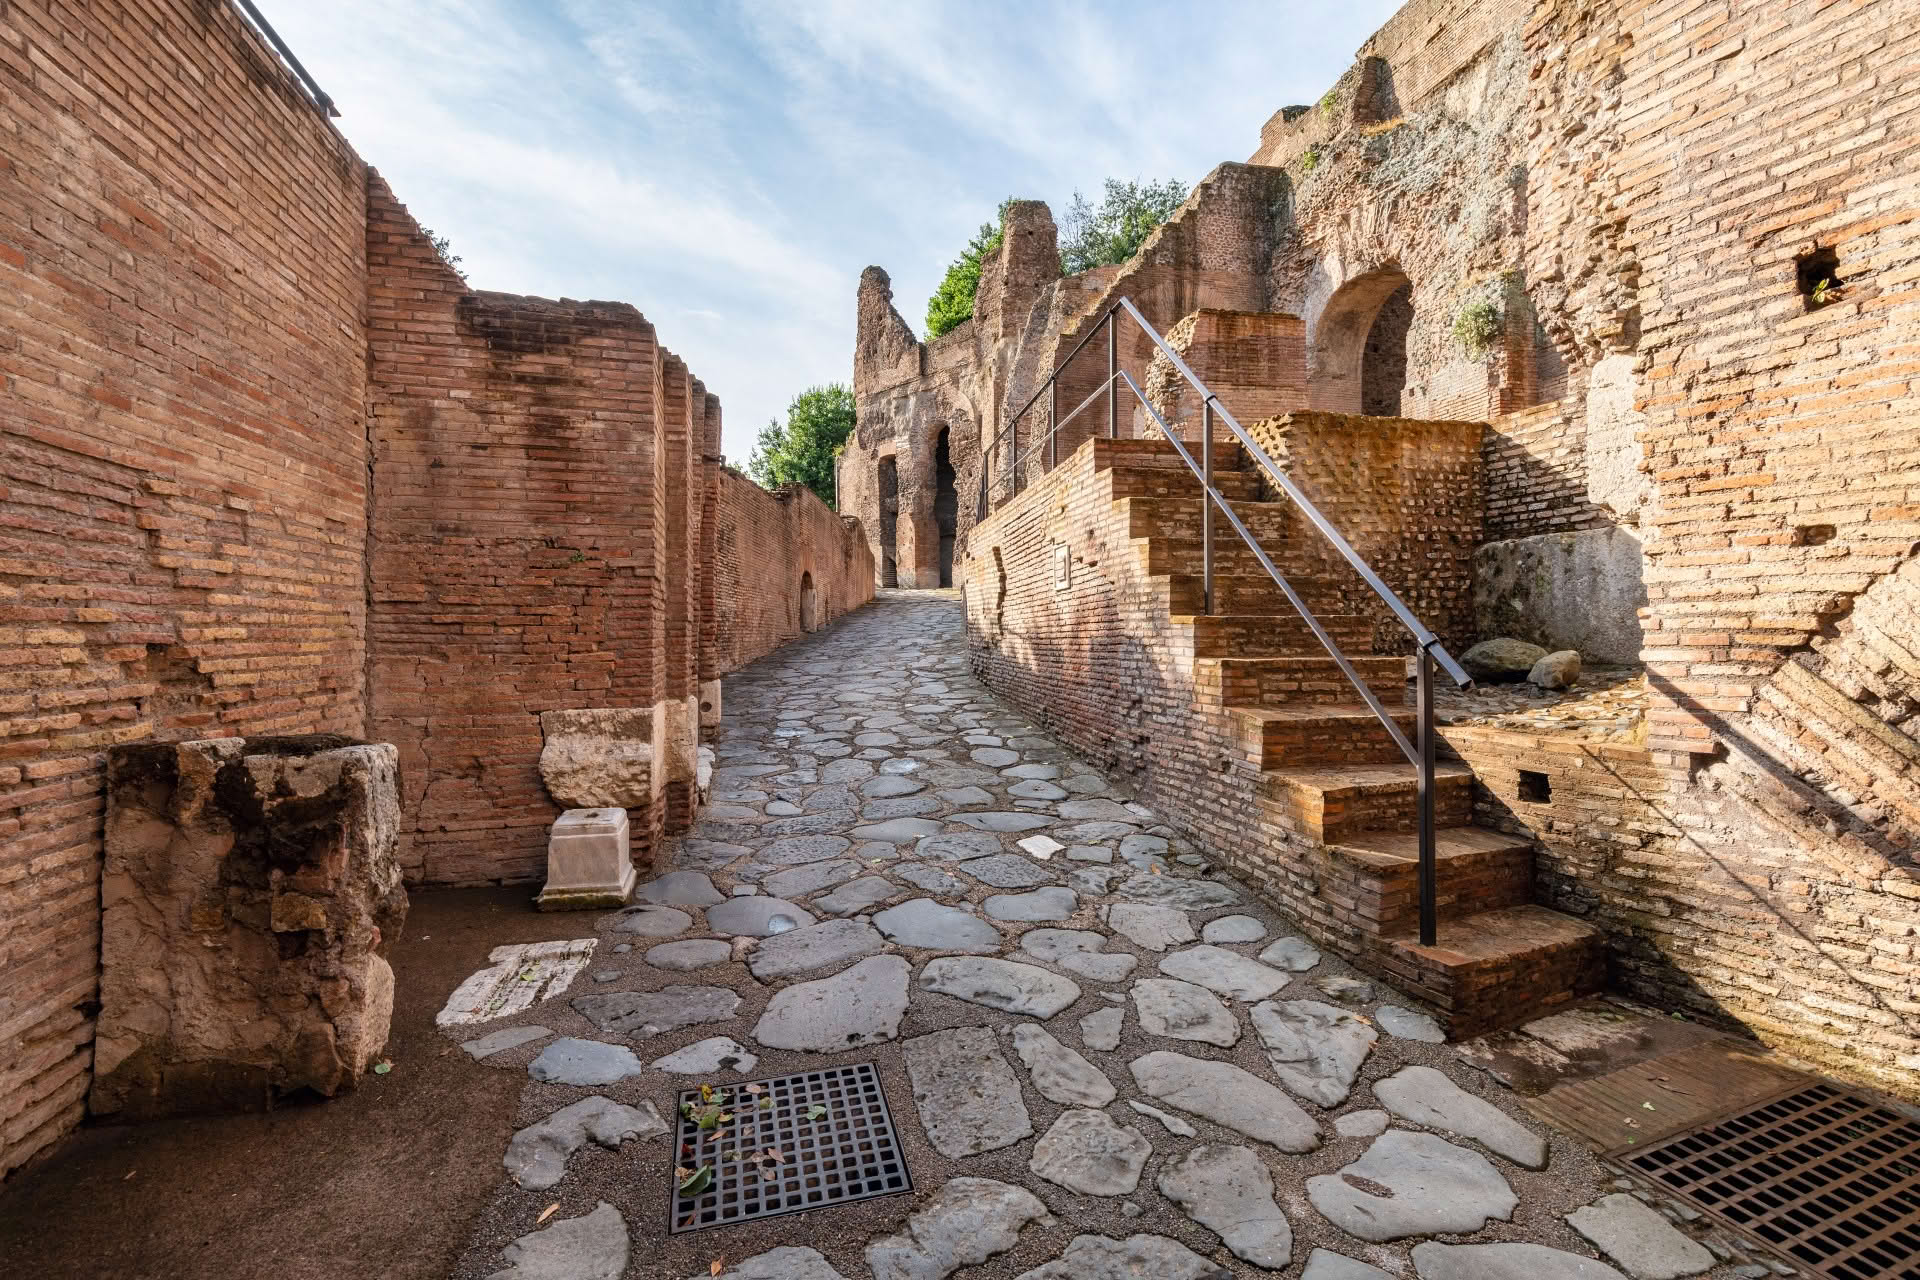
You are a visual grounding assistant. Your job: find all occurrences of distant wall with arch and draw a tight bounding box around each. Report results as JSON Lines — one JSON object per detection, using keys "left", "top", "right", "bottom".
{"left": 712, "top": 469, "right": 876, "bottom": 672}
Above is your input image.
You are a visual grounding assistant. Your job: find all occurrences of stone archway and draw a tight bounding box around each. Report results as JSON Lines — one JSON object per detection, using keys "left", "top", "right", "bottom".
{"left": 1310, "top": 264, "right": 1414, "bottom": 414}
{"left": 934, "top": 429, "right": 957, "bottom": 587}
{"left": 799, "top": 570, "right": 816, "bottom": 632}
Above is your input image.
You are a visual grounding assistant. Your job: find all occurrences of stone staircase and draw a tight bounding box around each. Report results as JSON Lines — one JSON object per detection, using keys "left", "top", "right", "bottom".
{"left": 1093, "top": 435, "right": 1604, "bottom": 1037}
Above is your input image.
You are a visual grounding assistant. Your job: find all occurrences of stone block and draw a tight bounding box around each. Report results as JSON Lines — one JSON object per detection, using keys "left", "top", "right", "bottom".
{"left": 1473, "top": 528, "right": 1647, "bottom": 663}
{"left": 538, "top": 707, "right": 661, "bottom": 810}
{"left": 537, "top": 808, "right": 637, "bottom": 910}
{"left": 94, "top": 735, "right": 408, "bottom": 1119}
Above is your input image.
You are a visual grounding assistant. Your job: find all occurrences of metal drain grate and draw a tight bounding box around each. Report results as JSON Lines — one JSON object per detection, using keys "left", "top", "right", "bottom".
{"left": 1622, "top": 1083, "right": 1920, "bottom": 1279}
{"left": 669, "top": 1061, "right": 911, "bottom": 1233}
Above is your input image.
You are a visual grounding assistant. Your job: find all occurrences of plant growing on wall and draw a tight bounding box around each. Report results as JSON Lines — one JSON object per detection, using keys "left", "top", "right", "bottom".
{"left": 748, "top": 384, "right": 855, "bottom": 508}
{"left": 925, "top": 198, "right": 1020, "bottom": 340}
{"left": 1453, "top": 297, "right": 1503, "bottom": 360}
{"left": 1301, "top": 145, "right": 1322, "bottom": 173}
{"left": 420, "top": 225, "right": 466, "bottom": 280}
{"left": 1057, "top": 177, "right": 1188, "bottom": 275}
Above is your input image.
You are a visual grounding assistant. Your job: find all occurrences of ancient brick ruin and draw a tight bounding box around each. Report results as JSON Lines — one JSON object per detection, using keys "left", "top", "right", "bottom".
{"left": 1, "top": 0, "right": 871, "bottom": 1175}
{"left": 848, "top": 0, "right": 1920, "bottom": 1097}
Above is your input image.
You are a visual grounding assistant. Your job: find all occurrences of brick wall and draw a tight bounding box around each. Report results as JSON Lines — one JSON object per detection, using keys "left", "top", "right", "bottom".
{"left": 0, "top": 0, "right": 369, "bottom": 1177}
{"left": 712, "top": 470, "right": 875, "bottom": 672}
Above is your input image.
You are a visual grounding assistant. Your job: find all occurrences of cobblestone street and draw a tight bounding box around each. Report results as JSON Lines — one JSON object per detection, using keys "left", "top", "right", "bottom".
{"left": 443, "top": 592, "right": 1763, "bottom": 1280}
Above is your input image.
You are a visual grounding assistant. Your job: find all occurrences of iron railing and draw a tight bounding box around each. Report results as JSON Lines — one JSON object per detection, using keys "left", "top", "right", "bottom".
{"left": 975, "top": 297, "right": 1473, "bottom": 946}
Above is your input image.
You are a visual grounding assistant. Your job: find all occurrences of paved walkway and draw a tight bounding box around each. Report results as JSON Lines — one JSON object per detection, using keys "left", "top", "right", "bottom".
{"left": 444, "top": 591, "right": 1765, "bottom": 1280}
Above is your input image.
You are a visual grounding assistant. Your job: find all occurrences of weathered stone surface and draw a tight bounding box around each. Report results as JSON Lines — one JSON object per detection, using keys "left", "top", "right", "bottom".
{"left": 1132, "top": 978, "right": 1240, "bottom": 1047}
{"left": 1069, "top": 866, "right": 1121, "bottom": 896}
{"left": 1116, "top": 833, "right": 1169, "bottom": 869}
{"left": 1080, "top": 1006, "right": 1124, "bottom": 1051}
{"left": 920, "top": 957, "right": 1081, "bottom": 1018}
{"left": 538, "top": 807, "right": 636, "bottom": 910}
{"left": 1060, "top": 799, "right": 1137, "bottom": 822}
{"left": 1411, "top": 1242, "right": 1629, "bottom": 1280}
{"left": 1376, "top": 1005, "right": 1446, "bottom": 1043}
{"left": 1251, "top": 1000, "right": 1378, "bottom": 1106}
{"left": 1258, "top": 936, "right": 1322, "bottom": 971}
{"left": 1009, "top": 779, "right": 1068, "bottom": 800}
{"left": 634, "top": 870, "right": 724, "bottom": 908}
{"left": 903, "top": 1027, "right": 1034, "bottom": 1158}
{"left": 864, "top": 794, "right": 944, "bottom": 819}
{"left": 1002, "top": 763, "right": 1060, "bottom": 779}
{"left": 873, "top": 898, "right": 1002, "bottom": 952}
{"left": 1128, "top": 1099, "right": 1196, "bottom": 1136}
{"left": 1017, "top": 834, "right": 1065, "bottom": 858}
{"left": 970, "top": 747, "right": 1019, "bottom": 766}
{"left": 984, "top": 886, "right": 1077, "bottom": 922}
{"left": 696, "top": 1247, "right": 847, "bottom": 1280}
{"left": 1020, "top": 929, "right": 1137, "bottom": 982}
{"left": 439, "top": 940, "right": 598, "bottom": 1027}
{"left": 1474, "top": 524, "right": 1647, "bottom": 664}
{"left": 956, "top": 855, "right": 1056, "bottom": 888}
{"left": 705, "top": 896, "right": 815, "bottom": 937}
{"left": 914, "top": 831, "right": 1003, "bottom": 862}
{"left": 1105, "top": 903, "right": 1196, "bottom": 951}
{"left": 1315, "top": 975, "right": 1374, "bottom": 1003}
{"left": 487, "top": 1201, "right": 628, "bottom": 1280}
{"left": 1012, "top": 1024, "right": 1115, "bottom": 1106}
{"left": 1306, "top": 1130, "right": 1517, "bottom": 1241}
{"left": 572, "top": 986, "right": 739, "bottom": 1039}
{"left": 604, "top": 904, "right": 694, "bottom": 938}
{"left": 1113, "top": 874, "right": 1237, "bottom": 910}
{"left": 762, "top": 835, "right": 853, "bottom": 865}
{"left": 526, "top": 1038, "right": 643, "bottom": 1086}
{"left": 854, "top": 818, "right": 946, "bottom": 842}
{"left": 96, "top": 738, "right": 407, "bottom": 1117}
{"left": 1302, "top": 1250, "right": 1393, "bottom": 1280}
{"left": 1201, "top": 915, "right": 1267, "bottom": 943}
{"left": 643, "top": 939, "right": 731, "bottom": 972}
{"left": 1529, "top": 649, "right": 1583, "bottom": 689}
{"left": 752, "top": 955, "right": 910, "bottom": 1051}
{"left": 462, "top": 1025, "right": 552, "bottom": 1060}
{"left": 895, "top": 863, "right": 964, "bottom": 896}
{"left": 1159, "top": 945, "right": 1291, "bottom": 1001}
{"left": 1011, "top": 1233, "right": 1228, "bottom": 1280}
{"left": 938, "top": 785, "right": 995, "bottom": 807}
{"left": 1030, "top": 1109, "right": 1151, "bottom": 1196}
{"left": 813, "top": 876, "right": 900, "bottom": 915}
{"left": 649, "top": 1036, "right": 757, "bottom": 1075}
{"left": 1375, "top": 1065, "right": 1548, "bottom": 1168}
{"left": 1564, "top": 1194, "right": 1714, "bottom": 1279}
{"left": 953, "top": 811, "right": 1054, "bottom": 832}
{"left": 1335, "top": 1109, "right": 1390, "bottom": 1137}
{"left": 862, "top": 774, "right": 926, "bottom": 798}
{"left": 865, "top": 1177, "right": 1052, "bottom": 1280}
{"left": 504, "top": 1096, "right": 665, "bottom": 1189}
{"left": 1158, "top": 1144, "right": 1293, "bottom": 1269}
{"left": 538, "top": 708, "right": 654, "bottom": 809}
{"left": 1461, "top": 637, "right": 1549, "bottom": 683}
{"left": 747, "top": 918, "right": 884, "bottom": 980}
{"left": 1129, "top": 1051, "right": 1320, "bottom": 1153}
{"left": 763, "top": 860, "right": 859, "bottom": 898}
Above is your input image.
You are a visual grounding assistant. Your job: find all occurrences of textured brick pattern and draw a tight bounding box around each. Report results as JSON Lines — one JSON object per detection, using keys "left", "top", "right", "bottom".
{"left": 712, "top": 470, "right": 875, "bottom": 673}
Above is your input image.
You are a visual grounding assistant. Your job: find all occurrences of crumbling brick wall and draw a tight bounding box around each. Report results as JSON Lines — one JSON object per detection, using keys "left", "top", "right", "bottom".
{"left": 0, "top": 0, "right": 370, "bottom": 1177}
{"left": 712, "top": 471, "right": 875, "bottom": 671}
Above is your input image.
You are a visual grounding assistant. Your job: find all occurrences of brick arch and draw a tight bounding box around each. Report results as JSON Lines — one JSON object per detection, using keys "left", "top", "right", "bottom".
{"left": 1309, "top": 262, "right": 1413, "bottom": 413}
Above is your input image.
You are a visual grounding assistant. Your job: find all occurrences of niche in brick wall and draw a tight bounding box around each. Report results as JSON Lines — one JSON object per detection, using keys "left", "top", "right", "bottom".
{"left": 1518, "top": 769, "right": 1552, "bottom": 803}
{"left": 1796, "top": 245, "right": 1844, "bottom": 312}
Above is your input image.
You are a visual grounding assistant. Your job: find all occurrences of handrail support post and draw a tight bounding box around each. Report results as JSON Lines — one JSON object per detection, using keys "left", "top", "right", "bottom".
{"left": 1201, "top": 399, "right": 1214, "bottom": 616}
{"left": 1049, "top": 381, "right": 1057, "bottom": 469}
{"left": 1106, "top": 313, "right": 1118, "bottom": 439}
{"left": 1417, "top": 644, "right": 1437, "bottom": 948}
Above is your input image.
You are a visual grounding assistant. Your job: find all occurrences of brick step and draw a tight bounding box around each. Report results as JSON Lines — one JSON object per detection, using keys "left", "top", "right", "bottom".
{"left": 1255, "top": 761, "right": 1475, "bottom": 843}
{"left": 1180, "top": 612, "right": 1376, "bottom": 658}
{"left": 1159, "top": 572, "right": 1357, "bottom": 617}
{"left": 1137, "top": 538, "right": 1328, "bottom": 581}
{"left": 1091, "top": 436, "right": 1246, "bottom": 473}
{"left": 1194, "top": 654, "right": 1406, "bottom": 707}
{"left": 1230, "top": 703, "right": 1418, "bottom": 769}
{"left": 1123, "top": 496, "right": 1298, "bottom": 545}
{"left": 1325, "top": 827, "right": 1536, "bottom": 938}
{"left": 1106, "top": 464, "right": 1264, "bottom": 502}
{"left": 1370, "top": 904, "right": 1607, "bottom": 1039}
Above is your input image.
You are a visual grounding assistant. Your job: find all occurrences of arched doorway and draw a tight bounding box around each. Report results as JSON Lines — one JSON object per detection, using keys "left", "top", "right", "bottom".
{"left": 934, "top": 429, "right": 957, "bottom": 587}
{"left": 877, "top": 456, "right": 898, "bottom": 588}
{"left": 799, "top": 570, "right": 816, "bottom": 632}
{"left": 1310, "top": 264, "right": 1413, "bottom": 414}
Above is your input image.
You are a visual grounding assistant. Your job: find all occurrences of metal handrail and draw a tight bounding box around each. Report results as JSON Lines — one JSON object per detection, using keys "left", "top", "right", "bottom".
{"left": 973, "top": 297, "right": 1473, "bottom": 946}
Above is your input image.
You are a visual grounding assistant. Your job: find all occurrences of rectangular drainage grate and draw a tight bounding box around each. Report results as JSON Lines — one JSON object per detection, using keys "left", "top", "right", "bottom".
{"left": 669, "top": 1061, "right": 911, "bottom": 1233}
{"left": 1622, "top": 1082, "right": 1920, "bottom": 1279}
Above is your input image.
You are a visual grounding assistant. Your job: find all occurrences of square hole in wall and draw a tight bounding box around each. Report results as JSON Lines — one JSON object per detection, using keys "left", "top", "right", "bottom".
{"left": 1518, "top": 770, "right": 1552, "bottom": 803}
{"left": 1795, "top": 246, "right": 1844, "bottom": 312}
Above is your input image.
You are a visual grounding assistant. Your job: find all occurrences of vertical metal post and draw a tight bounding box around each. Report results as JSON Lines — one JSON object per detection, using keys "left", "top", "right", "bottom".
{"left": 1106, "top": 312, "right": 1118, "bottom": 438}
{"left": 1417, "top": 645, "right": 1437, "bottom": 947}
{"left": 1011, "top": 412, "right": 1020, "bottom": 496}
{"left": 1201, "top": 398, "right": 1214, "bottom": 616}
{"left": 1049, "top": 380, "right": 1057, "bottom": 469}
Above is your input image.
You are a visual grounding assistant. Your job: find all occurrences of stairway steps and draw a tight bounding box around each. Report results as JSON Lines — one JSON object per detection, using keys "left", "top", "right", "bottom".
{"left": 1325, "top": 827, "right": 1537, "bottom": 935}
{"left": 1091, "top": 436, "right": 1245, "bottom": 473}
{"left": 1123, "top": 495, "right": 1297, "bottom": 545}
{"left": 1107, "top": 466, "right": 1264, "bottom": 501}
{"left": 1230, "top": 703, "right": 1418, "bottom": 769}
{"left": 1373, "top": 905, "right": 1607, "bottom": 1039}
{"left": 1180, "top": 612, "right": 1376, "bottom": 657}
{"left": 1161, "top": 572, "right": 1356, "bottom": 616}
{"left": 1196, "top": 654, "right": 1405, "bottom": 708}
{"left": 1255, "top": 761, "right": 1476, "bottom": 843}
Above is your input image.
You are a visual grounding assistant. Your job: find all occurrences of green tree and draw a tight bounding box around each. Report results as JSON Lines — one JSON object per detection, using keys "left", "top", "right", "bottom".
{"left": 924, "top": 199, "right": 1027, "bottom": 340}
{"left": 1058, "top": 178, "right": 1187, "bottom": 275}
{"left": 748, "top": 383, "right": 856, "bottom": 508}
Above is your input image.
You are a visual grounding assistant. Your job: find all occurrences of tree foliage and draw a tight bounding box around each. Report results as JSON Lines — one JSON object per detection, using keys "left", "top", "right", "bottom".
{"left": 747, "top": 383, "right": 856, "bottom": 508}
{"left": 1057, "top": 178, "right": 1187, "bottom": 275}
{"left": 924, "top": 198, "right": 1018, "bottom": 341}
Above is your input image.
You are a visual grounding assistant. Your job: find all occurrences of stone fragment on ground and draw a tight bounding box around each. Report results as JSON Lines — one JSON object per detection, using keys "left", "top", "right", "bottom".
{"left": 1201, "top": 914, "right": 1267, "bottom": 943}
{"left": 1376, "top": 1004, "right": 1446, "bottom": 1043}
{"left": 983, "top": 886, "right": 1077, "bottom": 922}
{"left": 1029, "top": 1108, "right": 1152, "bottom": 1196}
{"left": 1129, "top": 1051, "right": 1320, "bottom": 1153}
{"left": 746, "top": 918, "right": 884, "bottom": 980}
{"left": 634, "top": 870, "right": 725, "bottom": 908}
{"left": 872, "top": 898, "right": 1002, "bottom": 952}
{"left": 865, "top": 1176, "right": 1053, "bottom": 1280}
{"left": 1302, "top": 1249, "right": 1394, "bottom": 1280}
{"left": 1157, "top": 1143, "right": 1293, "bottom": 1269}
{"left": 705, "top": 895, "right": 816, "bottom": 936}
{"left": 504, "top": 1096, "right": 665, "bottom": 1189}
{"left": 438, "top": 940, "right": 598, "bottom": 1026}
{"left": 461, "top": 1025, "right": 551, "bottom": 1060}
{"left": 696, "top": 1246, "right": 849, "bottom": 1280}
{"left": 1011, "top": 1233, "right": 1230, "bottom": 1280}
{"left": 1127, "top": 1099, "right": 1196, "bottom": 1136}
{"left": 1132, "top": 978, "right": 1240, "bottom": 1046}
{"left": 752, "top": 953, "right": 909, "bottom": 1050}
{"left": 1019, "top": 928, "right": 1137, "bottom": 982}
{"left": 1012, "top": 1024, "right": 1116, "bottom": 1106}
{"left": 486, "top": 1201, "right": 628, "bottom": 1280}
{"left": 1335, "top": 1109, "right": 1389, "bottom": 1138}
{"left": 1306, "top": 1130, "right": 1518, "bottom": 1241}
{"left": 643, "top": 939, "right": 732, "bottom": 972}
{"left": 1411, "top": 1241, "right": 1628, "bottom": 1280}
{"left": 1105, "top": 903, "right": 1195, "bottom": 951}
{"left": 919, "top": 957, "right": 1081, "bottom": 1018}
{"left": 1565, "top": 1193, "right": 1715, "bottom": 1279}
{"left": 903, "top": 1027, "right": 1034, "bottom": 1158}
{"left": 572, "top": 986, "right": 739, "bottom": 1039}
{"left": 1374, "top": 1065, "right": 1549, "bottom": 1168}
{"left": 1251, "top": 1000, "right": 1377, "bottom": 1106}
{"left": 1159, "top": 944, "right": 1290, "bottom": 1001}
{"left": 1080, "top": 1006, "right": 1123, "bottom": 1051}
{"left": 1258, "top": 936, "right": 1321, "bottom": 971}
{"left": 527, "top": 1037, "right": 643, "bottom": 1086}
{"left": 648, "top": 1036, "right": 757, "bottom": 1075}
{"left": 1315, "top": 975, "right": 1374, "bottom": 1003}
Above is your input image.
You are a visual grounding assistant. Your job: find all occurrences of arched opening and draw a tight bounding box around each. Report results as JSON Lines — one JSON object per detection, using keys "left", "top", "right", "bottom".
{"left": 877, "top": 456, "right": 898, "bottom": 587}
{"left": 934, "top": 429, "right": 957, "bottom": 588}
{"left": 799, "top": 570, "right": 816, "bottom": 632}
{"left": 1310, "top": 264, "right": 1413, "bottom": 414}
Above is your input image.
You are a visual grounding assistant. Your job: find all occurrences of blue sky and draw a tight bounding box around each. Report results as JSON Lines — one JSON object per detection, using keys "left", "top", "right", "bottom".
{"left": 262, "top": 1, "right": 1399, "bottom": 462}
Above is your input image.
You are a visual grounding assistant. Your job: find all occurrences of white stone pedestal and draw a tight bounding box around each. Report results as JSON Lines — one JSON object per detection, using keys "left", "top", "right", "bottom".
{"left": 536, "top": 807, "right": 637, "bottom": 911}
